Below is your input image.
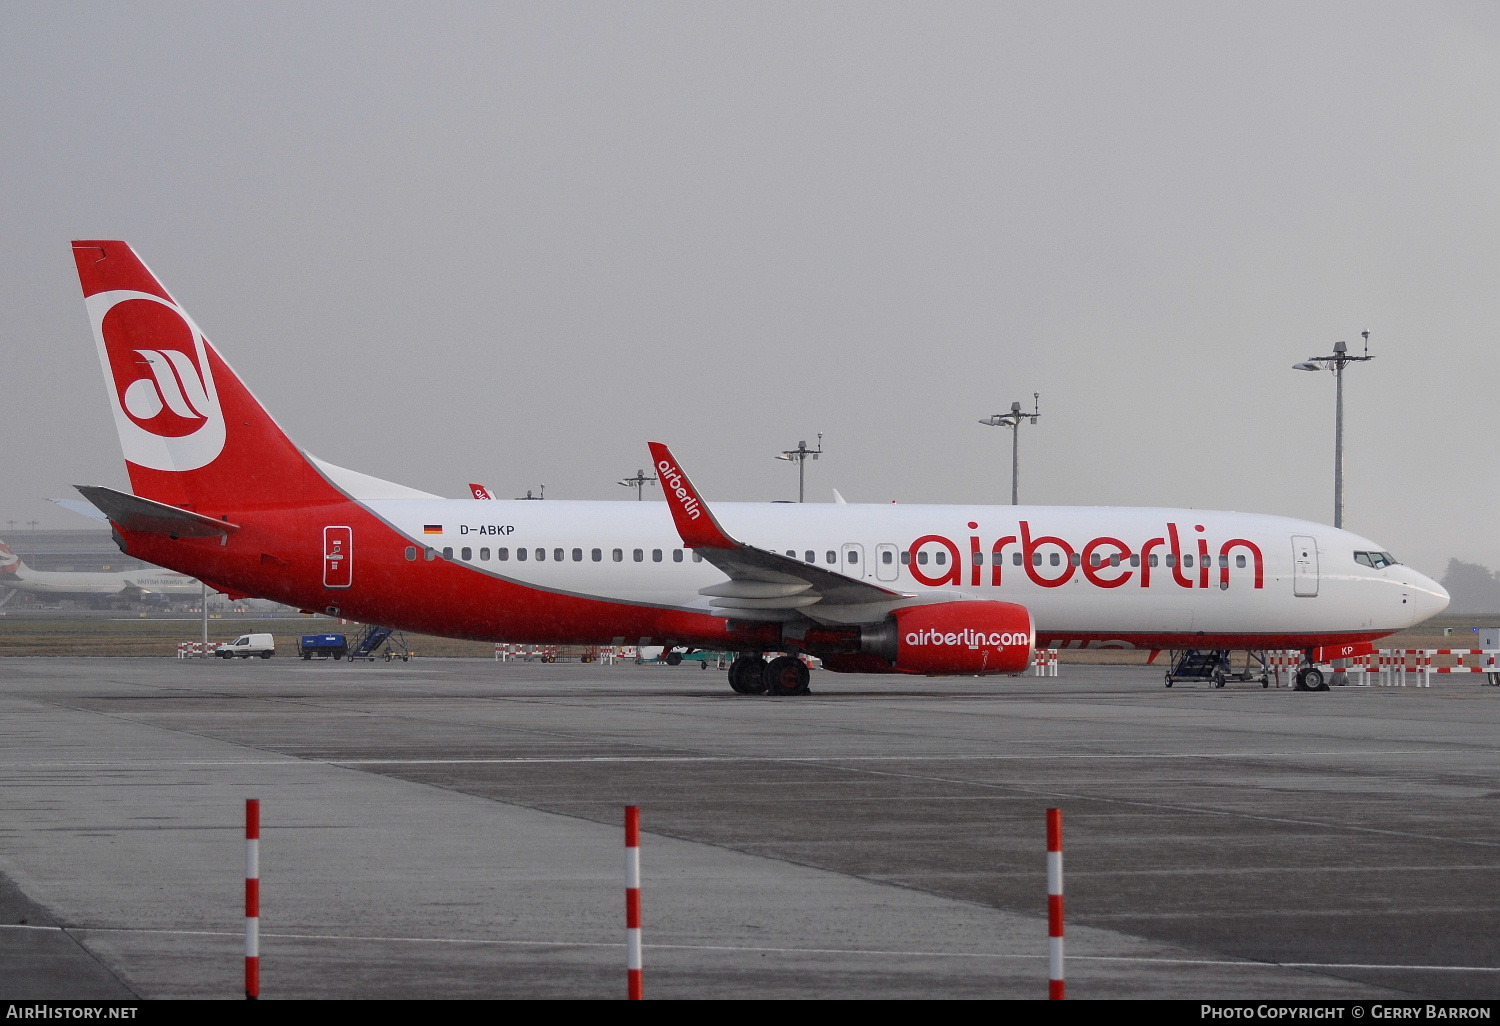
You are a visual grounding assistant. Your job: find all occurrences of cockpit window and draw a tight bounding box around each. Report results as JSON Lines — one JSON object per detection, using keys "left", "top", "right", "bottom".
{"left": 1354, "top": 550, "right": 1399, "bottom": 569}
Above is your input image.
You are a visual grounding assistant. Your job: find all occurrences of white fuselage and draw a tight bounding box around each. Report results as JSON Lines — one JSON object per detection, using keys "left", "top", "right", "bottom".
{"left": 363, "top": 499, "right": 1447, "bottom": 647}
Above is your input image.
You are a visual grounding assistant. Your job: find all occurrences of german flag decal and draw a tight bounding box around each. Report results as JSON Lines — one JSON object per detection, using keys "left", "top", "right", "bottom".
{"left": 423, "top": 525, "right": 443, "bottom": 535}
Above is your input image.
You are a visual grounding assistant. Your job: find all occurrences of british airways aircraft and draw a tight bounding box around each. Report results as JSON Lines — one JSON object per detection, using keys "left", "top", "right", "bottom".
{"left": 68, "top": 241, "right": 1448, "bottom": 694}
{"left": 0, "top": 536, "right": 204, "bottom": 606}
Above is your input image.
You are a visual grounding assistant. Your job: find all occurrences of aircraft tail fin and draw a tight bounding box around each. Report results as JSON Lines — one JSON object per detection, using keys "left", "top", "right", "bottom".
{"left": 0, "top": 539, "right": 27, "bottom": 577}
{"left": 72, "top": 241, "right": 345, "bottom": 514}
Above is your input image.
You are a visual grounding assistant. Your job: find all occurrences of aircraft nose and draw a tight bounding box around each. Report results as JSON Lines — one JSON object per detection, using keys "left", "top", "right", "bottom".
{"left": 1404, "top": 569, "right": 1449, "bottom": 625}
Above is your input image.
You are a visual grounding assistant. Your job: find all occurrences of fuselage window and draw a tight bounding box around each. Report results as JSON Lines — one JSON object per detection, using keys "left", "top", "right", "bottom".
{"left": 805, "top": 550, "right": 815, "bottom": 563}
{"left": 1076, "top": 553, "right": 1087, "bottom": 567}
{"left": 1184, "top": 555, "right": 1193, "bottom": 568}
{"left": 554, "top": 548, "right": 564, "bottom": 562}
{"left": 498, "top": 547, "right": 509, "bottom": 561}
{"left": 1236, "top": 555, "right": 1246, "bottom": 568}
{"left": 591, "top": 548, "right": 602, "bottom": 562}
{"left": 692, "top": 551, "right": 702, "bottom": 562}
{"left": 461, "top": 547, "right": 472, "bottom": 561}
{"left": 425, "top": 547, "right": 437, "bottom": 560}
{"left": 917, "top": 551, "right": 929, "bottom": 565}
{"left": 480, "top": 547, "right": 490, "bottom": 561}
{"left": 972, "top": 552, "right": 983, "bottom": 565}
{"left": 405, "top": 546, "right": 417, "bottom": 561}
{"left": 652, "top": 549, "right": 662, "bottom": 562}
{"left": 1032, "top": 553, "right": 1042, "bottom": 566}
{"left": 1013, "top": 552, "right": 1022, "bottom": 566}
{"left": 443, "top": 547, "right": 454, "bottom": 559}
{"left": 786, "top": 550, "right": 795, "bottom": 558}
{"left": 1130, "top": 554, "right": 1140, "bottom": 567}
{"left": 934, "top": 551, "right": 946, "bottom": 566}
{"left": 900, "top": 551, "right": 912, "bottom": 565}
{"left": 672, "top": 549, "right": 683, "bottom": 562}
{"left": 1149, "top": 554, "right": 1158, "bottom": 567}
{"left": 633, "top": 549, "right": 643, "bottom": 562}
{"left": 883, "top": 551, "right": 894, "bottom": 565}
{"left": 536, "top": 548, "right": 546, "bottom": 561}
{"left": 848, "top": 551, "right": 858, "bottom": 564}
{"left": 1049, "top": 553, "right": 1060, "bottom": 567}
{"left": 572, "top": 548, "right": 583, "bottom": 562}
{"left": 517, "top": 548, "right": 528, "bottom": 561}
{"left": 1218, "top": 554, "right": 1228, "bottom": 568}
{"left": 1164, "top": 554, "right": 1175, "bottom": 567}
{"left": 1110, "top": 554, "right": 1121, "bottom": 567}
{"left": 612, "top": 548, "right": 623, "bottom": 562}
{"left": 826, "top": 551, "right": 836, "bottom": 564}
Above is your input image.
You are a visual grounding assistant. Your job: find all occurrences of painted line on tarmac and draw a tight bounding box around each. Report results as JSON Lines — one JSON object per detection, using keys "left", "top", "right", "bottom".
{"left": 2, "top": 923, "right": 1496, "bottom": 974}
{"left": 0, "top": 749, "right": 1452, "bottom": 769}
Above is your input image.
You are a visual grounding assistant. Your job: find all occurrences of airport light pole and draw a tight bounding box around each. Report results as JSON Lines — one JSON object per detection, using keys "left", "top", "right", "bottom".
{"left": 978, "top": 394, "right": 1040, "bottom": 505}
{"left": 618, "top": 469, "right": 657, "bottom": 500}
{"left": 1293, "top": 333, "right": 1372, "bottom": 530}
{"left": 775, "top": 435, "right": 823, "bottom": 503}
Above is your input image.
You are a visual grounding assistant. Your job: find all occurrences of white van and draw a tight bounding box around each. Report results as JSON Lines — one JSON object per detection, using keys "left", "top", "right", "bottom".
{"left": 216, "top": 633, "right": 275, "bottom": 659}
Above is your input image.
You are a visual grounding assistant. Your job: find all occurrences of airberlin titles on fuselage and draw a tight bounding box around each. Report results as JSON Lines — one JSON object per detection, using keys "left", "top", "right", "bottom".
{"left": 425, "top": 517, "right": 1264, "bottom": 591}
{"left": 908, "top": 520, "right": 1265, "bottom": 591}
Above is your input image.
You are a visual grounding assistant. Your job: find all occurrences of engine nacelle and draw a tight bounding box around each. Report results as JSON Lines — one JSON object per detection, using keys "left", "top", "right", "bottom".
{"left": 859, "top": 600, "right": 1035, "bottom": 676}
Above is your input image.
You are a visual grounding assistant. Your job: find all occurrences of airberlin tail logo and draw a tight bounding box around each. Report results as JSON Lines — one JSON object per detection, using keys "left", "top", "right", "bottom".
{"left": 656, "top": 459, "right": 703, "bottom": 520}
{"left": 87, "top": 290, "right": 226, "bottom": 472}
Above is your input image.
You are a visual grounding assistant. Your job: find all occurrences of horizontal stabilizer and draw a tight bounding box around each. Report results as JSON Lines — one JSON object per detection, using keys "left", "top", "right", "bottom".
{"left": 51, "top": 497, "right": 109, "bottom": 523}
{"left": 74, "top": 486, "right": 240, "bottom": 539}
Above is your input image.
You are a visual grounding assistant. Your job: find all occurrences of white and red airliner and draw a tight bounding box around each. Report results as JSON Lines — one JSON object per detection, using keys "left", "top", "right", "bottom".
{"left": 69, "top": 240, "right": 1448, "bottom": 694}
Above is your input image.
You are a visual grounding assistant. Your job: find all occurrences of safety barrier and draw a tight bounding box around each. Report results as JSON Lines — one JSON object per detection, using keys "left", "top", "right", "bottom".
{"left": 177, "top": 641, "right": 212, "bottom": 658}
{"left": 1033, "top": 649, "right": 1059, "bottom": 676}
{"left": 492, "top": 643, "right": 561, "bottom": 662}
{"left": 1377, "top": 649, "right": 1500, "bottom": 688}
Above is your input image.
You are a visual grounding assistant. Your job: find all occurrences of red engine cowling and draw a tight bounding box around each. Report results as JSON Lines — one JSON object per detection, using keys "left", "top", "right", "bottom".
{"left": 859, "top": 600, "right": 1035, "bottom": 676}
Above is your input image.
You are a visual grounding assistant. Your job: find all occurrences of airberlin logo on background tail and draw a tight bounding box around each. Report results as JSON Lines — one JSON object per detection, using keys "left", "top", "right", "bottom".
{"left": 656, "top": 459, "right": 703, "bottom": 520}
{"left": 87, "top": 290, "right": 226, "bottom": 472}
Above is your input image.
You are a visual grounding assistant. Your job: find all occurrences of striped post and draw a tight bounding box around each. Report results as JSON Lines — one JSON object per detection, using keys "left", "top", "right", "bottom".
{"left": 1047, "top": 808, "right": 1065, "bottom": 1000}
{"left": 245, "top": 799, "right": 260, "bottom": 1000}
{"left": 625, "top": 805, "right": 643, "bottom": 1000}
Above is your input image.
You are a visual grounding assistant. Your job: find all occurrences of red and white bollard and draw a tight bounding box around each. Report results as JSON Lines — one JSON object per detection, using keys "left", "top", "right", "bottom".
{"left": 245, "top": 799, "right": 260, "bottom": 1000}
{"left": 1047, "top": 807, "right": 1065, "bottom": 1000}
{"left": 625, "top": 805, "right": 643, "bottom": 1000}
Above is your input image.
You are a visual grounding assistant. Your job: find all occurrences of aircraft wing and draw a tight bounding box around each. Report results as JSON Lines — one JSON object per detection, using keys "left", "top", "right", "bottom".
{"left": 647, "top": 442, "right": 912, "bottom": 623}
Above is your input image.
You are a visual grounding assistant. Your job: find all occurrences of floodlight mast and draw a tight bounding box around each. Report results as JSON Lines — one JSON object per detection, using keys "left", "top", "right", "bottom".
{"left": 1292, "top": 332, "right": 1372, "bottom": 530}
{"left": 775, "top": 434, "right": 823, "bottom": 502}
{"left": 978, "top": 393, "right": 1040, "bottom": 505}
{"left": 617, "top": 468, "right": 658, "bottom": 500}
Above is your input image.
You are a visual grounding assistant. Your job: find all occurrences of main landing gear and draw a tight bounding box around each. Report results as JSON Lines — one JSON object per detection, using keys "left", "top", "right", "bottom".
{"left": 727, "top": 654, "right": 811, "bottom": 696}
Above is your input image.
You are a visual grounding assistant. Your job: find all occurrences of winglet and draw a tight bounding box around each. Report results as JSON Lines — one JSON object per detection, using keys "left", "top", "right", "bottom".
{"left": 647, "top": 442, "right": 741, "bottom": 550}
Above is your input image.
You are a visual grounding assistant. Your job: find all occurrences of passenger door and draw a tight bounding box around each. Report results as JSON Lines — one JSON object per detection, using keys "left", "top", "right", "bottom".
{"left": 1291, "top": 535, "right": 1318, "bottom": 597}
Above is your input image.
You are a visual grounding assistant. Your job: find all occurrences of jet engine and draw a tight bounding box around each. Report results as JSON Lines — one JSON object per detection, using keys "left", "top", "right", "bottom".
{"left": 856, "top": 600, "right": 1035, "bottom": 675}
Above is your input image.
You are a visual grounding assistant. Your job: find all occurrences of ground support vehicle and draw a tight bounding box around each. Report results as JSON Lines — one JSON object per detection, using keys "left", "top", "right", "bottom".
{"left": 215, "top": 633, "right": 275, "bottom": 659}
{"left": 1164, "top": 649, "right": 1270, "bottom": 689}
{"left": 297, "top": 633, "right": 348, "bottom": 660}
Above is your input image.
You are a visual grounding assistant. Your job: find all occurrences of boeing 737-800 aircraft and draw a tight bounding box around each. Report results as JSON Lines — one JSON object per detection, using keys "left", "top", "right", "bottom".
{"left": 67, "top": 241, "right": 1447, "bottom": 694}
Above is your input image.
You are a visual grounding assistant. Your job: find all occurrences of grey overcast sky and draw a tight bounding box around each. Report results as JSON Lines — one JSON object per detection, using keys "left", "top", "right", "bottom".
{"left": 2, "top": 1, "right": 1497, "bottom": 577}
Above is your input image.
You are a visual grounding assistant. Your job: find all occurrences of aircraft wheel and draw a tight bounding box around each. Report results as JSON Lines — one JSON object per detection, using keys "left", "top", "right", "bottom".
{"left": 765, "top": 656, "right": 811, "bottom": 696}
{"left": 1295, "top": 667, "right": 1328, "bottom": 692}
{"left": 1212, "top": 670, "right": 1226, "bottom": 689}
{"left": 665, "top": 651, "right": 683, "bottom": 666}
{"left": 728, "top": 655, "right": 767, "bottom": 695}
{"left": 1164, "top": 674, "right": 1173, "bottom": 688}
